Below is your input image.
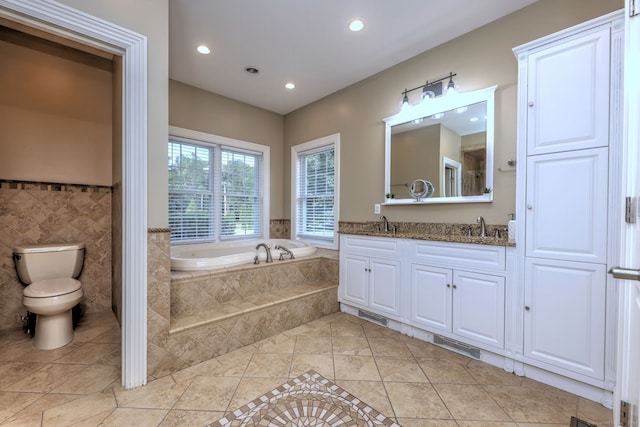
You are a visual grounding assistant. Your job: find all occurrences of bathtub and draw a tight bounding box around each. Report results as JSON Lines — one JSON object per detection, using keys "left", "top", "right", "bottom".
{"left": 170, "top": 239, "right": 317, "bottom": 271}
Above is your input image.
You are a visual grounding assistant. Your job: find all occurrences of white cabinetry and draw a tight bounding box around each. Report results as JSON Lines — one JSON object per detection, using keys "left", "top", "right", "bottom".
{"left": 514, "top": 11, "right": 623, "bottom": 402}
{"left": 408, "top": 240, "right": 506, "bottom": 351}
{"left": 524, "top": 258, "right": 606, "bottom": 380}
{"left": 339, "top": 235, "right": 402, "bottom": 317}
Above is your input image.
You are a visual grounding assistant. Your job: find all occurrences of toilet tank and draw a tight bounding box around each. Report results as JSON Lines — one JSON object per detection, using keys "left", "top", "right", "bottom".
{"left": 13, "top": 242, "right": 85, "bottom": 284}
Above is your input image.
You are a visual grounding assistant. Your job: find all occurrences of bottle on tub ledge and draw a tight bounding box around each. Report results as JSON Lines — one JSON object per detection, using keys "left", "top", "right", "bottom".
{"left": 508, "top": 213, "right": 516, "bottom": 244}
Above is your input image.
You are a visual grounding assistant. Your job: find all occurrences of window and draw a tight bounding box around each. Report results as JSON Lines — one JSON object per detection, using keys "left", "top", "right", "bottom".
{"left": 292, "top": 134, "right": 340, "bottom": 249}
{"left": 168, "top": 127, "right": 269, "bottom": 243}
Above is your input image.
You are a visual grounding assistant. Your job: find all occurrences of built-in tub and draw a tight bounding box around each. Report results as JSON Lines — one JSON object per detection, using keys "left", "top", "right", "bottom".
{"left": 170, "top": 239, "right": 317, "bottom": 271}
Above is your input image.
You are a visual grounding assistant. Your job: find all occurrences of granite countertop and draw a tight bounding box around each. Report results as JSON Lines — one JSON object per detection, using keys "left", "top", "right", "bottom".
{"left": 339, "top": 225, "right": 515, "bottom": 247}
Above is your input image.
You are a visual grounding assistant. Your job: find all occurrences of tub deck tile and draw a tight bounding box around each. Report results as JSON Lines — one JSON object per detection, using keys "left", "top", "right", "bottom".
{"left": 169, "top": 280, "right": 338, "bottom": 335}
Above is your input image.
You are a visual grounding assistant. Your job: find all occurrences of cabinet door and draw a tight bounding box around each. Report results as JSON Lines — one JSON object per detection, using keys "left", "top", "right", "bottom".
{"left": 452, "top": 270, "right": 505, "bottom": 349}
{"left": 526, "top": 27, "right": 610, "bottom": 155}
{"left": 340, "top": 254, "right": 368, "bottom": 307}
{"left": 524, "top": 258, "right": 606, "bottom": 380}
{"left": 525, "top": 147, "right": 608, "bottom": 264}
{"left": 410, "top": 264, "right": 452, "bottom": 333}
{"left": 370, "top": 257, "right": 402, "bottom": 316}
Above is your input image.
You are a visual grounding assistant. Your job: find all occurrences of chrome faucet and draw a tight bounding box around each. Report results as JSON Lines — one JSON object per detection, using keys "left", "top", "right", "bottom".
{"left": 380, "top": 215, "right": 390, "bottom": 233}
{"left": 255, "top": 243, "right": 273, "bottom": 263}
{"left": 477, "top": 216, "right": 487, "bottom": 238}
{"left": 274, "top": 244, "right": 295, "bottom": 260}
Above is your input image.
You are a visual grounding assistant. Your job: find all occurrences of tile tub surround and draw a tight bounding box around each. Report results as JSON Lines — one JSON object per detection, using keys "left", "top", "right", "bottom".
{"left": 0, "top": 180, "right": 113, "bottom": 332}
{"left": 269, "top": 219, "right": 291, "bottom": 239}
{"left": 339, "top": 220, "right": 512, "bottom": 246}
{"left": 146, "top": 229, "right": 339, "bottom": 379}
{"left": 0, "top": 310, "right": 613, "bottom": 426}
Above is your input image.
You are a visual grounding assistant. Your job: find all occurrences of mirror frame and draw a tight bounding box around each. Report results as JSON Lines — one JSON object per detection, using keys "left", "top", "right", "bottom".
{"left": 383, "top": 85, "right": 497, "bottom": 205}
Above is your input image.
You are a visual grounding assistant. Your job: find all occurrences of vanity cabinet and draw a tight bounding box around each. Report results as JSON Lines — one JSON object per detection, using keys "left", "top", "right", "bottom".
{"left": 408, "top": 240, "right": 506, "bottom": 351}
{"left": 339, "top": 235, "right": 402, "bottom": 317}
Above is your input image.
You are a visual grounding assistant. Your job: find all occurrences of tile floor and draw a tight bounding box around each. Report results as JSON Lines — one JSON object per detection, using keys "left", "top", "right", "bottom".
{"left": 0, "top": 310, "right": 613, "bottom": 426}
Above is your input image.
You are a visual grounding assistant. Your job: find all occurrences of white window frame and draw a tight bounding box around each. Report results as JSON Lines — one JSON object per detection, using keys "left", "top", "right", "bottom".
{"left": 169, "top": 126, "right": 270, "bottom": 243}
{"left": 291, "top": 133, "right": 340, "bottom": 250}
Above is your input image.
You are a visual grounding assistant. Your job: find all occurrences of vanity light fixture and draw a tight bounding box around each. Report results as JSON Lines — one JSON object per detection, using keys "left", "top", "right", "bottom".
{"left": 400, "top": 72, "right": 456, "bottom": 107}
{"left": 402, "top": 90, "right": 410, "bottom": 107}
{"left": 446, "top": 72, "right": 458, "bottom": 96}
{"left": 196, "top": 45, "right": 211, "bottom": 55}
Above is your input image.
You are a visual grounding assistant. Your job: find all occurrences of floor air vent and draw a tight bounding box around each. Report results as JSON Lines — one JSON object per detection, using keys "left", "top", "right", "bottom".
{"left": 433, "top": 335, "right": 481, "bottom": 359}
{"left": 570, "top": 417, "right": 597, "bottom": 427}
{"left": 357, "top": 310, "right": 388, "bottom": 326}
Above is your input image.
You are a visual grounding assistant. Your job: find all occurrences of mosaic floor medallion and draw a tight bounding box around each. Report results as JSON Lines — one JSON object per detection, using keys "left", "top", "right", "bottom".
{"left": 208, "top": 370, "right": 401, "bottom": 427}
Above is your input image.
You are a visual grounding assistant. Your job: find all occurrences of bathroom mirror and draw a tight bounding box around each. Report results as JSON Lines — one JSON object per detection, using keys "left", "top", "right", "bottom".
{"left": 383, "top": 85, "right": 496, "bottom": 205}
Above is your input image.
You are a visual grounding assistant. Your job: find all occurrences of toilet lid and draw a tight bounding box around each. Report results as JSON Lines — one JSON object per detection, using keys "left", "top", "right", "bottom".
{"left": 23, "top": 278, "right": 82, "bottom": 298}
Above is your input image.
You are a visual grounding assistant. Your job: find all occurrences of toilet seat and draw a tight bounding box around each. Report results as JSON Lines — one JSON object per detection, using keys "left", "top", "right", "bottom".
{"left": 23, "top": 278, "right": 82, "bottom": 298}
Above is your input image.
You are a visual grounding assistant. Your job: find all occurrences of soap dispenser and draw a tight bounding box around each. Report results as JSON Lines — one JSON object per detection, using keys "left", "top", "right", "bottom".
{"left": 507, "top": 213, "right": 516, "bottom": 244}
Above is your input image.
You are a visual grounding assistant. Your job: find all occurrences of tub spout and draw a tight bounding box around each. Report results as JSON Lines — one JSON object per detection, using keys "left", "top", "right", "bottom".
{"left": 275, "top": 244, "right": 295, "bottom": 260}
{"left": 256, "top": 243, "right": 273, "bottom": 263}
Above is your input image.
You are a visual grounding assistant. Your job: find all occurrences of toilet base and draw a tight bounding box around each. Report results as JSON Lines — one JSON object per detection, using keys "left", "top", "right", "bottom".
{"left": 33, "top": 310, "right": 74, "bottom": 350}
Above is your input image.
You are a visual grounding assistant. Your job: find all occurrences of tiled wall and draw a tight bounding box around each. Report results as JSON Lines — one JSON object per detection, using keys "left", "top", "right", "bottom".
{"left": 0, "top": 181, "right": 112, "bottom": 331}
{"left": 270, "top": 219, "right": 290, "bottom": 239}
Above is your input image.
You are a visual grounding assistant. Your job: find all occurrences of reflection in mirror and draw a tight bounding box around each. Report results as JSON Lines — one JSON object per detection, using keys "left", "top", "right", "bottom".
{"left": 384, "top": 86, "right": 496, "bottom": 205}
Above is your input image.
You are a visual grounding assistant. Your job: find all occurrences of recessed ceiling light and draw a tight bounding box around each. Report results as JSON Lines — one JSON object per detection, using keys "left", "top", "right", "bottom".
{"left": 470, "top": 117, "right": 479, "bottom": 122}
{"left": 245, "top": 66, "right": 260, "bottom": 74}
{"left": 285, "top": 82, "right": 296, "bottom": 90}
{"left": 196, "top": 45, "right": 211, "bottom": 55}
{"left": 349, "top": 19, "right": 364, "bottom": 32}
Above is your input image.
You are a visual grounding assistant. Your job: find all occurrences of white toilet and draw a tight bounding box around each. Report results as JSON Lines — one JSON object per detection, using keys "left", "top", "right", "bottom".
{"left": 13, "top": 242, "right": 85, "bottom": 350}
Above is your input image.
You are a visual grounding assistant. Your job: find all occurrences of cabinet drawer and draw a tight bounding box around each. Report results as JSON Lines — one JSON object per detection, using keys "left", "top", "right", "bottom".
{"left": 341, "top": 235, "right": 400, "bottom": 257}
{"left": 410, "top": 240, "right": 506, "bottom": 271}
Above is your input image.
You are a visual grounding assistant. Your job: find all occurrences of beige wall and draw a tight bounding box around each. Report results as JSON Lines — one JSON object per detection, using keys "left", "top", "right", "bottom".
{"left": 283, "top": 0, "right": 622, "bottom": 225}
{"left": 0, "top": 38, "right": 112, "bottom": 186}
{"left": 57, "top": 0, "right": 169, "bottom": 228}
{"left": 169, "top": 80, "right": 286, "bottom": 218}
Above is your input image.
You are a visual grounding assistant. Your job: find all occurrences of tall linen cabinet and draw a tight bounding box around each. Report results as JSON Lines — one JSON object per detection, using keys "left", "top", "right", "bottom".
{"left": 513, "top": 11, "right": 624, "bottom": 407}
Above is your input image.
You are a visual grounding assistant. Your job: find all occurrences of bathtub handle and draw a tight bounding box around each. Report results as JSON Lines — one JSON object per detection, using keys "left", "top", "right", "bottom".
{"left": 274, "top": 245, "right": 295, "bottom": 260}
{"left": 253, "top": 255, "right": 260, "bottom": 265}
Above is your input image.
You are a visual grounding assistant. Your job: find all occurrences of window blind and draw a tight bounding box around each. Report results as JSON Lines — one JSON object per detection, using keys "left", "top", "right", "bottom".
{"left": 168, "top": 139, "right": 263, "bottom": 243}
{"left": 295, "top": 146, "right": 335, "bottom": 241}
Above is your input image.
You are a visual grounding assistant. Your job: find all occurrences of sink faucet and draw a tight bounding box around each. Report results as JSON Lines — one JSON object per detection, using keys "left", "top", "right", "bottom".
{"left": 380, "top": 215, "right": 390, "bottom": 233}
{"left": 274, "top": 244, "right": 295, "bottom": 260}
{"left": 255, "top": 243, "right": 273, "bottom": 263}
{"left": 477, "top": 216, "right": 487, "bottom": 238}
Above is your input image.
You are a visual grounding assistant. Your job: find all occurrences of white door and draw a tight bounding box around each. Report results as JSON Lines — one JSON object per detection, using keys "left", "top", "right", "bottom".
{"left": 526, "top": 26, "right": 610, "bottom": 156}
{"left": 614, "top": 3, "right": 640, "bottom": 425}
{"left": 453, "top": 270, "right": 505, "bottom": 349}
{"left": 410, "top": 264, "right": 452, "bottom": 332}
{"left": 370, "top": 257, "right": 402, "bottom": 316}
{"left": 526, "top": 148, "right": 608, "bottom": 264}
{"left": 524, "top": 258, "right": 606, "bottom": 380}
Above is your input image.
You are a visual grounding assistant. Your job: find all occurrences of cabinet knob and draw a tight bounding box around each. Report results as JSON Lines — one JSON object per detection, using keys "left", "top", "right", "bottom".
{"left": 525, "top": 306, "right": 530, "bottom": 311}
{"left": 528, "top": 101, "right": 534, "bottom": 107}
{"left": 447, "top": 284, "right": 451, "bottom": 288}
{"left": 452, "top": 284, "right": 457, "bottom": 289}
{"left": 527, "top": 205, "right": 533, "bottom": 210}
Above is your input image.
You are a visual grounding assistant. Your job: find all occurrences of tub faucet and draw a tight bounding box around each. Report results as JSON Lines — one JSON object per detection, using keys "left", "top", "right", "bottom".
{"left": 380, "top": 215, "right": 390, "bottom": 233}
{"left": 275, "top": 244, "right": 295, "bottom": 260}
{"left": 256, "top": 243, "right": 273, "bottom": 263}
{"left": 477, "top": 216, "right": 487, "bottom": 238}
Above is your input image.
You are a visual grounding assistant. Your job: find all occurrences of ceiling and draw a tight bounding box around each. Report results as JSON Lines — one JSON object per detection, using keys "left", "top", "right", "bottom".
{"left": 169, "top": 0, "right": 538, "bottom": 115}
